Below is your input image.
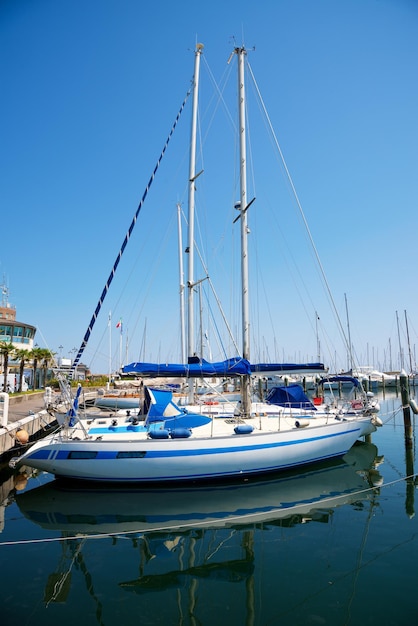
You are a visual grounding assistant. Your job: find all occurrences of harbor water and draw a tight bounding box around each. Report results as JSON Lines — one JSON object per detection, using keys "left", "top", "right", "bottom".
{"left": 1, "top": 391, "right": 417, "bottom": 625}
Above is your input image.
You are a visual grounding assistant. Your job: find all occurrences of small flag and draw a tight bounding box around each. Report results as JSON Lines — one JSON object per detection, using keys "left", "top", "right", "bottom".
{"left": 116, "top": 319, "right": 123, "bottom": 332}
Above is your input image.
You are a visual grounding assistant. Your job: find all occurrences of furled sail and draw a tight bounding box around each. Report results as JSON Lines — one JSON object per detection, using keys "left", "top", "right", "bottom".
{"left": 123, "top": 357, "right": 251, "bottom": 378}
{"left": 250, "top": 362, "right": 326, "bottom": 375}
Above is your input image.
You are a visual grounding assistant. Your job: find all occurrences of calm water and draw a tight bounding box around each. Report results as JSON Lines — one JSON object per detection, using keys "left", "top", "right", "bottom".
{"left": 1, "top": 392, "right": 417, "bottom": 626}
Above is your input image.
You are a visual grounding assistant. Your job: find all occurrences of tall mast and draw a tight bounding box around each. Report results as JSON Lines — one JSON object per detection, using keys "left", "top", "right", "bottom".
{"left": 177, "top": 203, "right": 186, "bottom": 362}
{"left": 187, "top": 43, "right": 203, "bottom": 364}
{"left": 235, "top": 46, "right": 251, "bottom": 417}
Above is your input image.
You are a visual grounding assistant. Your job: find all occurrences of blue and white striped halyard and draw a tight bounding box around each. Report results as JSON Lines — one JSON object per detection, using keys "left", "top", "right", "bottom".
{"left": 69, "top": 87, "right": 192, "bottom": 378}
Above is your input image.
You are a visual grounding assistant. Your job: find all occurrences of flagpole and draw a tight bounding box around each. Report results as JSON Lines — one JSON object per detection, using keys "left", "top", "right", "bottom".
{"left": 108, "top": 311, "right": 112, "bottom": 389}
{"left": 119, "top": 324, "right": 122, "bottom": 370}
{"left": 115, "top": 318, "right": 123, "bottom": 371}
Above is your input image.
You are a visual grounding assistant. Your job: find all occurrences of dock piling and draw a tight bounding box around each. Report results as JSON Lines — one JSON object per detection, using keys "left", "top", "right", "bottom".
{"left": 400, "top": 371, "right": 413, "bottom": 445}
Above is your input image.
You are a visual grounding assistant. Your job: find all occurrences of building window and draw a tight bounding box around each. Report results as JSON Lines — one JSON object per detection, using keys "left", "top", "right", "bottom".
{"left": 0, "top": 325, "right": 12, "bottom": 340}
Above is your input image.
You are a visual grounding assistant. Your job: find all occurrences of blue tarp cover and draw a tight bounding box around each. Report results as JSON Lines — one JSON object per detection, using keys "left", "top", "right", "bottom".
{"left": 123, "top": 357, "right": 251, "bottom": 377}
{"left": 124, "top": 359, "right": 325, "bottom": 377}
{"left": 265, "top": 384, "right": 317, "bottom": 410}
{"left": 318, "top": 375, "right": 360, "bottom": 388}
{"left": 251, "top": 362, "right": 326, "bottom": 374}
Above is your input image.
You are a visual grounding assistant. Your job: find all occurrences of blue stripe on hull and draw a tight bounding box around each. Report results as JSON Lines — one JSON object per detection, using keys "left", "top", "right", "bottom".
{"left": 20, "top": 423, "right": 363, "bottom": 483}
{"left": 26, "top": 427, "right": 361, "bottom": 462}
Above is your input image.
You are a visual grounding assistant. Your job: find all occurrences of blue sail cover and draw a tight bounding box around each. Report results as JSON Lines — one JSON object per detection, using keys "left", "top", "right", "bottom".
{"left": 123, "top": 357, "right": 251, "bottom": 378}
{"left": 251, "top": 362, "right": 326, "bottom": 374}
{"left": 265, "top": 384, "right": 317, "bottom": 410}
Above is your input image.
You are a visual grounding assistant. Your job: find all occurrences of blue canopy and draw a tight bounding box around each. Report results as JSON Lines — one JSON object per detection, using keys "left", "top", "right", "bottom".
{"left": 318, "top": 376, "right": 360, "bottom": 388}
{"left": 123, "top": 357, "right": 251, "bottom": 378}
{"left": 251, "top": 362, "right": 326, "bottom": 374}
{"left": 144, "top": 386, "right": 211, "bottom": 429}
{"left": 265, "top": 384, "right": 317, "bottom": 410}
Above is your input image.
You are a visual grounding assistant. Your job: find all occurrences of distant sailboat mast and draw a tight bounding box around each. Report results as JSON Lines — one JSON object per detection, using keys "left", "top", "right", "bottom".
{"left": 315, "top": 311, "right": 321, "bottom": 362}
{"left": 404, "top": 309, "right": 414, "bottom": 374}
{"left": 396, "top": 310, "right": 404, "bottom": 371}
{"left": 344, "top": 293, "right": 354, "bottom": 372}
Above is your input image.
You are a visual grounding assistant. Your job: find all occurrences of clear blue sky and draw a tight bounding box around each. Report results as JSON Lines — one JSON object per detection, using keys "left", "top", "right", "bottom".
{"left": 1, "top": 0, "right": 417, "bottom": 375}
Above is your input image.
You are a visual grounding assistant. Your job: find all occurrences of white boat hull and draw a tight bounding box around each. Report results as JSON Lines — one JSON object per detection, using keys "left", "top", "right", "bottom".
{"left": 16, "top": 417, "right": 370, "bottom": 483}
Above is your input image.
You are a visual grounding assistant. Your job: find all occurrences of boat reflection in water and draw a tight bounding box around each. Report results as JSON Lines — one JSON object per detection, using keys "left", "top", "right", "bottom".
{"left": 17, "top": 441, "right": 382, "bottom": 536}
{"left": 15, "top": 441, "right": 383, "bottom": 610}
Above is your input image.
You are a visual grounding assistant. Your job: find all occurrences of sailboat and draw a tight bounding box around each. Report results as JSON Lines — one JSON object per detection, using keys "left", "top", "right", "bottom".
{"left": 14, "top": 441, "right": 381, "bottom": 619}
{"left": 16, "top": 440, "right": 380, "bottom": 535}
{"left": 10, "top": 45, "right": 379, "bottom": 483}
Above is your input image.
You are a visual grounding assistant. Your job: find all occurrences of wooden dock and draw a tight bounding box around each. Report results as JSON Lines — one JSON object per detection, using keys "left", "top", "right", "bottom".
{"left": 0, "top": 391, "right": 58, "bottom": 460}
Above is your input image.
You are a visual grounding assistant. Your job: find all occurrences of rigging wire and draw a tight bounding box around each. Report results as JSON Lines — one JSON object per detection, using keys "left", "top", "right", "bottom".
{"left": 246, "top": 59, "right": 352, "bottom": 364}
{"left": 69, "top": 86, "right": 193, "bottom": 378}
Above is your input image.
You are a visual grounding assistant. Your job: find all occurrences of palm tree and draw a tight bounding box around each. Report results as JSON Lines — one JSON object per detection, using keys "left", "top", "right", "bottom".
{"left": 40, "top": 348, "right": 54, "bottom": 388}
{"left": 30, "top": 346, "right": 45, "bottom": 390}
{"left": 0, "top": 341, "right": 16, "bottom": 392}
{"left": 14, "top": 348, "right": 31, "bottom": 392}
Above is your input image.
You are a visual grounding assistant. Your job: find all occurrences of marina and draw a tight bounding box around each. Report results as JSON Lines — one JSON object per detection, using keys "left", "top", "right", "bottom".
{"left": 1, "top": 4, "right": 417, "bottom": 623}
{"left": 0, "top": 390, "right": 416, "bottom": 624}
